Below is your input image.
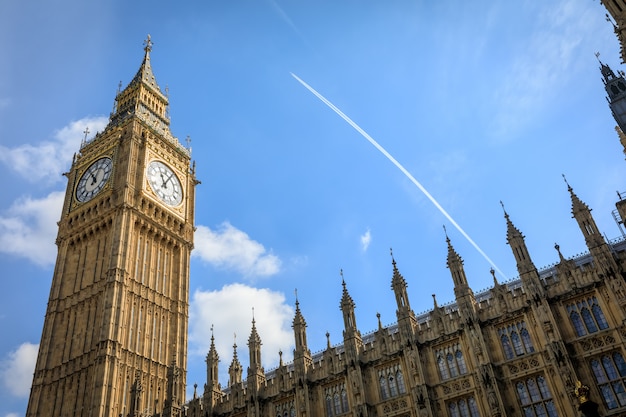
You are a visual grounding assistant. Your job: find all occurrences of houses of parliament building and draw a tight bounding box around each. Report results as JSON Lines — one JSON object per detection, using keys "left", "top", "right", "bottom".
{"left": 23, "top": 2, "right": 626, "bottom": 417}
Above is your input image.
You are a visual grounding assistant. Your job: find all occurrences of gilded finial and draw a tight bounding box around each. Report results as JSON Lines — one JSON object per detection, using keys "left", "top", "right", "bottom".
{"left": 575, "top": 380, "right": 590, "bottom": 404}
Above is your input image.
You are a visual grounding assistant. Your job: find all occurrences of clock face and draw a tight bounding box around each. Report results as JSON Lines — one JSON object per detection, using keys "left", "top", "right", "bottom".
{"left": 147, "top": 160, "right": 183, "bottom": 206}
{"left": 76, "top": 157, "right": 113, "bottom": 202}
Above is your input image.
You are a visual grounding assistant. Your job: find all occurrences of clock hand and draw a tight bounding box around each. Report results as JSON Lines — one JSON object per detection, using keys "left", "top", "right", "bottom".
{"left": 159, "top": 172, "right": 168, "bottom": 189}
{"left": 163, "top": 172, "right": 174, "bottom": 187}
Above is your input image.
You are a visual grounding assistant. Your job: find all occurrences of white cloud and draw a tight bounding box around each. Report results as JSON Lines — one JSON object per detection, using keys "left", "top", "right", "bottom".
{"left": 489, "top": 1, "right": 600, "bottom": 139}
{"left": 5, "top": 413, "right": 20, "bottom": 417}
{"left": 0, "top": 342, "right": 38, "bottom": 398}
{"left": 360, "top": 228, "right": 371, "bottom": 251}
{"left": 193, "top": 222, "right": 281, "bottom": 277}
{"left": 0, "top": 191, "right": 64, "bottom": 266}
{"left": 0, "top": 116, "right": 108, "bottom": 183}
{"left": 188, "top": 283, "right": 294, "bottom": 384}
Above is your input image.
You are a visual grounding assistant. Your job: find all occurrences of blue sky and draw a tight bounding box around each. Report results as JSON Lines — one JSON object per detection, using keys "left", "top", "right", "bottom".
{"left": 1, "top": 1, "right": 625, "bottom": 415}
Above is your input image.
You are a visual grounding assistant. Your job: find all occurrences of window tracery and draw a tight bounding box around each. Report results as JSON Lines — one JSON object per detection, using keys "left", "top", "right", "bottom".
{"left": 567, "top": 295, "right": 609, "bottom": 337}
{"left": 435, "top": 343, "right": 467, "bottom": 381}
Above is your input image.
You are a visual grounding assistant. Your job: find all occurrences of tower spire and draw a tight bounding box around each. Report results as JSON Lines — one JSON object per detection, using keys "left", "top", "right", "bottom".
{"left": 205, "top": 325, "right": 219, "bottom": 389}
{"left": 390, "top": 248, "right": 412, "bottom": 313}
{"left": 389, "top": 249, "right": 417, "bottom": 342}
{"left": 566, "top": 179, "right": 620, "bottom": 279}
{"left": 292, "top": 289, "right": 311, "bottom": 359}
{"left": 502, "top": 203, "right": 544, "bottom": 300}
{"left": 228, "top": 337, "right": 242, "bottom": 387}
{"left": 598, "top": 55, "right": 626, "bottom": 157}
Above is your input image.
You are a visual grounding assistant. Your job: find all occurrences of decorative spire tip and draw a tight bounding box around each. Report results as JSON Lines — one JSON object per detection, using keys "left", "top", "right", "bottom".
{"left": 143, "top": 34, "right": 153, "bottom": 54}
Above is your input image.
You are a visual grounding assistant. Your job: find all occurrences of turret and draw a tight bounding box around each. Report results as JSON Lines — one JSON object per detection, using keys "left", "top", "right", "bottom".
{"left": 204, "top": 327, "right": 222, "bottom": 411}
{"left": 390, "top": 250, "right": 417, "bottom": 340}
{"left": 247, "top": 315, "right": 266, "bottom": 390}
{"left": 502, "top": 203, "right": 545, "bottom": 300}
{"left": 340, "top": 271, "right": 361, "bottom": 341}
{"left": 566, "top": 178, "right": 619, "bottom": 278}
{"left": 600, "top": 60, "right": 626, "bottom": 132}
{"left": 205, "top": 327, "right": 219, "bottom": 391}
{"left": 292, "top": 293, "right": 312, "bottom": 364}
{"left": 163, "top": 356, "right": 182, "bottom": 417}
{"left": 228, "top": 341, "right": 242, "bottom": 387}
{"left": 446, "top": 234, "right": 478, "bottom": 324}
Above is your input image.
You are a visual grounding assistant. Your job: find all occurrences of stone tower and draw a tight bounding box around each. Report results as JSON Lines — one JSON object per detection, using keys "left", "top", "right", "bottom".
{"left": 26, "top": 36, "right": 196, "bottom": 417}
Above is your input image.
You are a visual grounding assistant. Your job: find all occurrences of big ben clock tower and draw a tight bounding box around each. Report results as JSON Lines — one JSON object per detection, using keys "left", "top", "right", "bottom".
{"left": 26, "top": 36, "right": 197, "bottom": 417}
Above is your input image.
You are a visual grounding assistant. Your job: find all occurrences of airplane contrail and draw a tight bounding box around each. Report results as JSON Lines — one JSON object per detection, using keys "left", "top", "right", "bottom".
{"left": 291, "top": 72, "right": 506, "bottom": 279}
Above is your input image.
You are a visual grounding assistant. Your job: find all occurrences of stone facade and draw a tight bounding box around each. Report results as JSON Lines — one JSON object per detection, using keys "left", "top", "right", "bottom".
{"left": 26, "top": 37, "right": 197, "bottom": 417}
{"left": 186, "top": 195, "right": 626, "bottom": 417}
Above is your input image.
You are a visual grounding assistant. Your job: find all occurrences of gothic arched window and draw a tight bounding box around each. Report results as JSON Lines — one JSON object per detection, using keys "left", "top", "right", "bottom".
{"left": 380, "top": 375, "right": 389, "bottom": 399}
{"left": 582, "top": 308, "right": 598, "bottom": 333}
{"left": 568, "top": 296, "right": 609, "bottom": 337}
{"left": 500, "top": 334, "right": 514, "bottom": 360}
{"left": 511, "top": 331, "right": 523, "bottom": 356}
{"left": 325, "top": 394, "right": 333, "bottom": 417}
{"left": 570, "top": 311, "right": 586, "bottom": 337}
{"left": 438, "top": 355, "right": 449, "bottom": 380}
{"left": 593, "top": 304, "right": 609, "bottom": 330}
{"left": 516, "top": 376, "right": 557, "bottom": 417}
{"left": 396, "top": 370, "right": 406, "bottom": 394}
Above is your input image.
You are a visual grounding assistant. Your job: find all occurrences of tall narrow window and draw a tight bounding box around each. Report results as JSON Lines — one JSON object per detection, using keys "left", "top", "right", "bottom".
{"left": 151, "top": 313, "right": 157, "bottom": 359}
{"left": 501, "top": 334, "right": 514, "bottom": 360}
{"left": 388, "top": 374, "right": 398, "bottom": 396}
{"left": 380, "top": 376, "right": 389, "bottom": 400}
{"left": 141, "top": 240, "right": 149, "bottom": 285}
{"left": 333, "top": 393, "right": 341, "bottom": 415}
{"left": 162, "top": 251, "right": 169, "bottom": 295}
{"left": 438, "top": 355, "right": 449, "bottom": 380}
{"left": 456, "top": 350, "right": 467, "bottom": 374}
{"left": 511, "top": 331, "right": 523, "bottom": 356}
{"left": 521, "top": 328, "right": 534, "bottom": 353}
{"left": 515, "top": 376, "right": 557, "bottom": 417}
{"left": 591, "top": 352, "right": 626, "bottom": 410}
{"left": 128, "top": 304, "right": 135, "bottom": 347}
{"left": 396, "top": 371, "right": 406, "bottom": 394}
{"left": 136, "top": 307, "right": 143, "bottom": 352}
{"left": 156, "top": 247, "right": 162, "bottom": 293}
{"left": 135, "top": 236, "right": 142, "bottom": 280}
{"left": 593, "top": 304, "right": 609, "bottom": 330}
{"left": 341, "top": 389, "right": 348, "bottom": 411}
{"left": 326, "top": 395, "right": 333, "bottom": 417}
{"left": 582, "top": 308, "right": 598, "bottom": 333}
{"left": 448, "top": 353, "right": 458, "bottom": 378}
{"left": 158, "top": 317, "right": 164, "bottom": 362}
